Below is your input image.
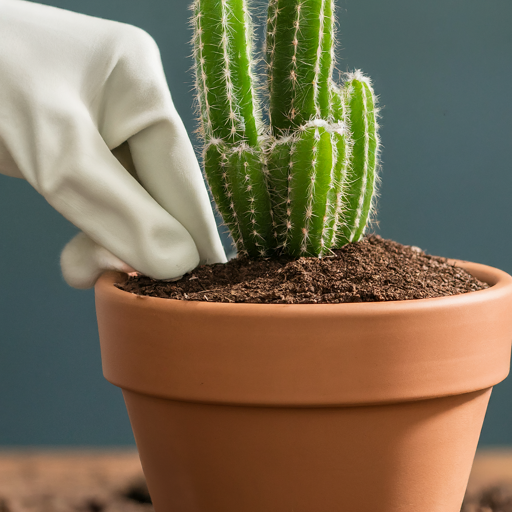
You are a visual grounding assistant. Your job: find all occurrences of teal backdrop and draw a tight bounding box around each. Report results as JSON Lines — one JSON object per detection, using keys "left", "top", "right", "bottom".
{"left": 0, "top": 0, "right": 511, "bottom": 446}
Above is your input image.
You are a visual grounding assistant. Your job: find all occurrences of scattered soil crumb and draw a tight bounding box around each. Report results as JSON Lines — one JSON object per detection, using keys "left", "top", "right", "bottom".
{"left": 117, "top": 235, "right": 489, "bottom": 304}
{"left": 122, "top": 481, "right": 152, "bottom": 505}
{"left": 462, "top": 484, "right": 512, "bottom": 511}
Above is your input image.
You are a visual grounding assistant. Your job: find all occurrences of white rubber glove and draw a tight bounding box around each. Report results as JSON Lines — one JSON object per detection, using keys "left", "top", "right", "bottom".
{"left": 0, "top": 0, "right": 227, "bottom": 288}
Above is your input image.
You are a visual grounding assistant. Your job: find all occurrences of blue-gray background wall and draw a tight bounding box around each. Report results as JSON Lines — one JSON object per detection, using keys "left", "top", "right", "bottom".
{"left": 0, "top": 0, "right": 510, "bottom": 446}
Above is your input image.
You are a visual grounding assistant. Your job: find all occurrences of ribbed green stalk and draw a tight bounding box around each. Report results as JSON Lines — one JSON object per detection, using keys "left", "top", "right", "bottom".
{"left": 192, "top": 0, "right": 260, "bottom": 144}
{"left": 268, "top": 0, "right": 334, "bottom": 134}
{"left": 287, "top": 125, "right": 332, "bottom": 255}
{"left": 335, "top": 72, "right": 379, "bottom": 246}
{"left": 318, "top": 0, "right": 334, "bottom": 119}
{"left": 266, "top": 122, "right": 350, "bottom": 257}
{"left": 265, "top": 136, "right": 293, "bottom": 245}
{"left": 205, "top": 142, "right": 274, "bottom": 256}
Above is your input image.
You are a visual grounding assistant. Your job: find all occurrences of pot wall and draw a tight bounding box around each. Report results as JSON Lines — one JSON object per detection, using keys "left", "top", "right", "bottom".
{"left": 124, "top": 388, "right": 491, "bottom": 512}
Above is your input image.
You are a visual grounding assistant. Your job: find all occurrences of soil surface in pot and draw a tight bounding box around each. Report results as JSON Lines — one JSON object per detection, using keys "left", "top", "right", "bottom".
{"left": 116, "top": 235, "right": 489, "bottom": 304}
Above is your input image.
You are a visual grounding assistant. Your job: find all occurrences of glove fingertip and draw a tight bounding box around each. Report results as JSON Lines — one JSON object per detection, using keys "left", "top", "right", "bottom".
{"left": 60, "top": 232, "right": 134, "bottom": 289}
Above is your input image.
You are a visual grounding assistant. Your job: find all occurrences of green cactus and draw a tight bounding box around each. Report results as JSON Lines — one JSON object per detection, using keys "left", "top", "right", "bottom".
{"left": 191, "top": 0, "right": 380, "bottom": 259}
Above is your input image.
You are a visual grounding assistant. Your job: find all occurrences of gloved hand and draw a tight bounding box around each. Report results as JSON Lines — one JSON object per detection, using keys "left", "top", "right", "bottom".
{"left": 0, "top": 0, "right": 227, "bottom": 288}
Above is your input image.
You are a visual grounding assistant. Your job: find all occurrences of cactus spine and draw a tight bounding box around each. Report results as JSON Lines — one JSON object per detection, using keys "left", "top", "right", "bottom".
{"left": 192, "top": 0, "right": 380, "bottom": 259}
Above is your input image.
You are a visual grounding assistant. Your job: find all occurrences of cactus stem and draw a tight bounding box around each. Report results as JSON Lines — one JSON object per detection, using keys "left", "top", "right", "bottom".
{"left": 192, "top": 0, "right": 258, "bottom": 143}
{"left": 348, "top": 78, "right": 369, "bottom": 242}
{"left": 336, "top": 70, "right": 379, "bottom": 246}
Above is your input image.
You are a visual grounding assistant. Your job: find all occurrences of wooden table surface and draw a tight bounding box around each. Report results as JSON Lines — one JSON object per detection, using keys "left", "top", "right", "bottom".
{"left": 0, "top": 449, "right": 152, "bottom": 512}
{"left": 0, "top": 448, "right": 511, "bottom": 511}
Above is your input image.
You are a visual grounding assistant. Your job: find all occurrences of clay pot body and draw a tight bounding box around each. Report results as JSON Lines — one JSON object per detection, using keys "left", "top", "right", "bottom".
{"left": 95, "top": 261, "right": 512, "bottom": 512}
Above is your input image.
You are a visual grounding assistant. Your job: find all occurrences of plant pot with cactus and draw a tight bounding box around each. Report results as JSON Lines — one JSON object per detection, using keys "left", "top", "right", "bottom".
{"left": 95, "top": 1, "right": 512, "bottom": 511}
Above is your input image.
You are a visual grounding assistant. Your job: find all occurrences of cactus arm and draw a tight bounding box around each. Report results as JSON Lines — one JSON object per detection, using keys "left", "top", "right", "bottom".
{"left": 336, "top": 71, "right": 379, "bottom": 246}
{"left": 267, "top": 0, "right": 299, "bottom": 133}
{"left": 324, "top": 126, "right": 350, "bottom": 250}
{"left": 192, "top": 0, "right": 237, "bottom": 142}
{"left": 327, "top": 83, "right": 352, "bottom": 248}
{"left": 265, "top": 136, "right": 293, "bottom": 249}
{"left": 204, "top": 142, "right": 246, "bottom": 251}
{"left": 317, "top": 0, "right": 334, "bottom": 120}
{"left": 286, "top": 124, "right": 333, "bottom": 256}
{"left": 319, "top": 134, "right": 338, "bottom": 252}
{"left": 287, "top": 129, "right": 315, "bottom": 255}
{"left": 307, "top": 127, "right": 335, "bottom": 255}
{"left": 192, "top": 0, "right": 259, "bottom": 145}
{"left": 268, "top": 0, "right": 333, "bottom": 133}
{"left": 228, "top": 145, "right": 275, "bottom": 256}
{"left": 238, "top": 0, "right": 264, "bottom": 145}
{"left": 265, "top": 0, "right": 279, "bottom": 127}
{"left": 191, "top": 1, "right": 214, "bottom": 141}
{"left": 205, "top": 142, "right": 274, "bottom": 257}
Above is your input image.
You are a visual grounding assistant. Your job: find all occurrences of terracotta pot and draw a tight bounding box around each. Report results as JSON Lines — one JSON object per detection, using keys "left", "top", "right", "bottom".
{"left": 95, "top": 260, "right": 512, "bottom": 512}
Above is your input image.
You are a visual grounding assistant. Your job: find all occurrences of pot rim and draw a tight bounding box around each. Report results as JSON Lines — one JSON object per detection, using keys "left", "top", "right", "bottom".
{"left": 95, "top": 260, "right": 512, "bottom": 407}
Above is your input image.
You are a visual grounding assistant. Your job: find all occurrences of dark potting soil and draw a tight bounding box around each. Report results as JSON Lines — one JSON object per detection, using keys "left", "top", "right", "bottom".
{"left": 116, "top": 235, "right": 489, "bottom": 304}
